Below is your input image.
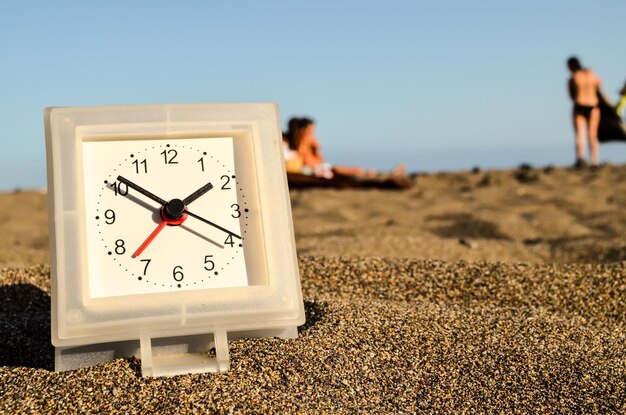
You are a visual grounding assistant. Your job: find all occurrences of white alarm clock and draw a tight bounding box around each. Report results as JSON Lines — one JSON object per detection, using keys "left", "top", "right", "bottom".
{"left": 45, "top": 103, "right": 304, "bottom": 376}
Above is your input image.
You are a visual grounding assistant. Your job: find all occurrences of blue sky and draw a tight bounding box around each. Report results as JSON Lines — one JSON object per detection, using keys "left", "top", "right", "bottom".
{"left": 1, "top": 1, "right": 626, "bottom": 190}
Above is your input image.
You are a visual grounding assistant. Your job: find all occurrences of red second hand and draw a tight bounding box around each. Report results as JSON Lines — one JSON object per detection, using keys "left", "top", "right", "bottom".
{"left": 133, "top": 208, "right": 188, "bottom": 258}
{"left": 133, "top": 221, "right": 167, "bottom": 258}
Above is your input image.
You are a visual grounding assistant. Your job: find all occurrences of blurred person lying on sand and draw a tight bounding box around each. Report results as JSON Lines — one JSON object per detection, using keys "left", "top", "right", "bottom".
{"left": 567, "top": 56, "right": 603, "bottom": 168}
{"left": 282, "top": 116, "right": 406, "bottom": 179}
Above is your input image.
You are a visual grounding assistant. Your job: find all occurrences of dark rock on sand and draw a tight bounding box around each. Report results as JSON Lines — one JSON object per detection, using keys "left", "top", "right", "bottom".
{"left": 514, "top": 164, "right": 540, "bottom": 183}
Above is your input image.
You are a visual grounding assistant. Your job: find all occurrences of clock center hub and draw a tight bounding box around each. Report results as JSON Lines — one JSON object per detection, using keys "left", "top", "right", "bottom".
{"left": 162, "top": 198, "right": 187, "bottom": 223}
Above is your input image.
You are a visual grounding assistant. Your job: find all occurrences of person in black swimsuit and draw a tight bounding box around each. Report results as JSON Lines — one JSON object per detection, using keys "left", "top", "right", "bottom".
{"left": 567, "top": 56, "right": 602, "bottom": 168}
{"left": 573, "top": 104, "right": 597, "bottom": 120}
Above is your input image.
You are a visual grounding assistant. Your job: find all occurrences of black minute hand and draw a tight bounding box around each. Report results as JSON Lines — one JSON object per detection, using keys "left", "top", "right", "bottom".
{"left": 182, "top": 182, "right": 213, "bottom": 205}
{"left": 117, "top": 176, "right": 167, "bottom": 206}
{"left": 184, "top": 209, "right": 242, "bottom": 239}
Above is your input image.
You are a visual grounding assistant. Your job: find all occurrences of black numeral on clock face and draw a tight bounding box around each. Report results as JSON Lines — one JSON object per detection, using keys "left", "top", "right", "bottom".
{"left": 161, "top": 149, "right": 178, "bottom": 164}
{"left": 224, "top": 234, "right": 234, "bottom": 247}
{"left": 231, "top": 204, "right": 241, "bottom": 218}
{"left": 141, "top": 259, "right": 151, "bottom": 275}
{"left": 221, "top": 175, "right": 231, "bottom": 190}
{"left": 133, "top": 159, "right": 148, "bottom": 174}
{"left": 110, "top": 181, "right": 128, "bottom": 196}
{"left": 173, "top": 265, "right": 184, "bottom": 281}
{"left": 204, "top": 255, "right": 215, "bottom": 271}
{"left": 114, "top": 239, "right": 126, "bottom": 255}
{"left": 104, "top": 209, "right": 116, "bottom": 224}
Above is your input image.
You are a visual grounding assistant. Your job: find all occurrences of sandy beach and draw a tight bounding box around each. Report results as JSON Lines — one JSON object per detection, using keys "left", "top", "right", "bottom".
{"left": 2, "top": 164, "right": 626, "bottom": 413}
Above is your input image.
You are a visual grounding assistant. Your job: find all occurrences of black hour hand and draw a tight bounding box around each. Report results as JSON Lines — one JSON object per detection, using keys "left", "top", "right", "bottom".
{"left": 183, "top": 182, "right": 213, "bottom": 205}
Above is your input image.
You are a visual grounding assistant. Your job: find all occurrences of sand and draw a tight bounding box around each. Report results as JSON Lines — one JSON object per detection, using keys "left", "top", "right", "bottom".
{"left": 292, "top": 164, "right": 626, "bottom": 264}
{"left": 1, "top": 164, "right": 626, "bottom": 413}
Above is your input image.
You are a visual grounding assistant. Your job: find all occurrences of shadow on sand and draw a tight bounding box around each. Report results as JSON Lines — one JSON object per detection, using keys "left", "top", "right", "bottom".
{"left": 0, "top": 284, "right": 54, "bottom": 370}
{"left": 426, "top": 212, "right": 511, "bottom": 240}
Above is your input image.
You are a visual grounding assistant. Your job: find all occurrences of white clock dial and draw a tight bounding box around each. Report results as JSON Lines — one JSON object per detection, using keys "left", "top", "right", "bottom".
{"left": 82, "top": 137, "right": 250, "bottom": 298}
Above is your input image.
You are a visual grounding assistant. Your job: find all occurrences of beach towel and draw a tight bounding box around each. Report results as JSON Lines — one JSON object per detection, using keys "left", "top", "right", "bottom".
{"left": 287, "top": 172, "right": 413, "bottom": 190}
{"left": 598, "top": 90, "right": 626, "bottom": 143}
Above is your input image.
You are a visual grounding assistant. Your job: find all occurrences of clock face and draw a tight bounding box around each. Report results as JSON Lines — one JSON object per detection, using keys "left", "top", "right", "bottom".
{"left": 82, "top": 137, "right": 251, "bottom": 298}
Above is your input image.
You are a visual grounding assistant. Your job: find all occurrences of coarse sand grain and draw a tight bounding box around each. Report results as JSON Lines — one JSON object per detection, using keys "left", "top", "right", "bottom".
{"left": 1, "top": 257, "right": 625, "bottom": 414}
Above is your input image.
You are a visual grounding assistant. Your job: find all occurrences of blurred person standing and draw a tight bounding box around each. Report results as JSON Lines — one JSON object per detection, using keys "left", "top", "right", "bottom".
{"left": 567, "top": 56, "right": 602, "bottom": 168}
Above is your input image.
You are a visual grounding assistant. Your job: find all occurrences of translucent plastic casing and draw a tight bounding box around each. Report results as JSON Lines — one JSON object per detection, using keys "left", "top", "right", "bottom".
{"left": 44, "top": 103, "right": 304, "bottom": 376}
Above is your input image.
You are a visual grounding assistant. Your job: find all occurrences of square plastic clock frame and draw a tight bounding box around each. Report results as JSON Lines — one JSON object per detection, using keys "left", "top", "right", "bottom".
{"left": 45, "top": 103, "right": 305, "bottom": 376}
